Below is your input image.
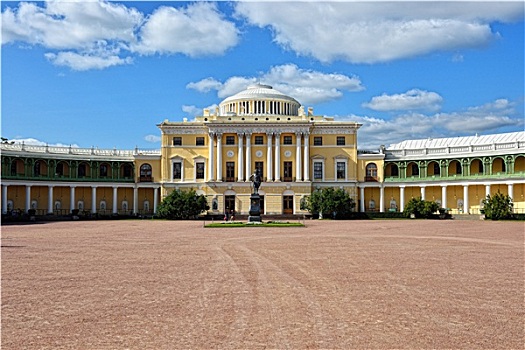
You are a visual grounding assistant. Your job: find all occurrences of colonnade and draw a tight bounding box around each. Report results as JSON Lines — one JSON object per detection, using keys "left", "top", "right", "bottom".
{"left": 358, "top": 182, "right": 517, "bottom": 214}
{"left": 1, "top": 183, "right": 159, "bottom": 215}
{"left": 208, "top": 131, "right": 310, "bottom": 182}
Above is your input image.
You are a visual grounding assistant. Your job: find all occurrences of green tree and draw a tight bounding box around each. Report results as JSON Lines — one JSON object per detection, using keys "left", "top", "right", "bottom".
{"left": 156, "top": 189, "right": 209, "bottom": 220}
{"left": 301, "top": 188, "right": 355, "bottom": 219}
{"left": 404, "top": 197, "right": 439, "bottom": 218}
{"left": 482, "top": 192, "right": 513, "bottom": 220}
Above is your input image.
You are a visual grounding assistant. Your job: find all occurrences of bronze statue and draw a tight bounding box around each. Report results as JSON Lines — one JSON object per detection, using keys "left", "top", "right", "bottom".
{"left": 249, "top": 169, "right": 262, "bottom": 194}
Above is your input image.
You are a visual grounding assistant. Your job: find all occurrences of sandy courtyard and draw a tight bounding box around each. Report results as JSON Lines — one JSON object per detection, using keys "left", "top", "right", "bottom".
{"left": 1, "top": 219, "right": 524, "bottom": 349}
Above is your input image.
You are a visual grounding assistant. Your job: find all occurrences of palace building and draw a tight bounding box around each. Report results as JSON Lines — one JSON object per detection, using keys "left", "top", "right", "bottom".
{"left": 2, "top": 84, "right": 524, "bottom": 217}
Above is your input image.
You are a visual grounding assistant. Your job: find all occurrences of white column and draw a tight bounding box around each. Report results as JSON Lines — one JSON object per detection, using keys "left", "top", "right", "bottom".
{"left": 208, "top": 132, "right": 215, "bottom": 181}
{"left": 237, "top": 133, "right": 244, "bottom": 181}
{"left": 379, "top": 185, "right": 385, "bottom": 213}
{"left": 441, "top": 185, "right": 447, "bottom": 209}
{"left": 303, "top": 133, "right": 310, "bottom": 181}
{"left": 485, "top": 184, "right": 491, "bottom": 198}
{"left": 91, "top": 186, "right": 97, "bottom": 213}
{"left": 507, "top": 183, "right": 514, "bottom": 200}
{"left": 463, "top": 185, "right": 469, "bottom": 214}
{"left": 400, "top": 186, "right": 405, "bottom": 212}
{"left": 245, "top": 133, "right": 251, "bottom": 181}
{"left": 25, "top": 185, "right": 31, "bottom": 212}
{"left": 70, "top": 186, "right": 76, "bottom": 213}
{"left": 420, "top": 186, "right": 426, "bottom": 201}
{"left": 216, "top": 134, "right": 223, "bottom": 181}
{"left": 153, "top": 187, "right": 159, "bottom": 214}
{"left": 295, "top": 132, "right": 302, "bottom": 181}
{"left": 133, "top": 186, "right": 139, "bottom": 214}
{"left": 267, "top": 133, "right": 273, "bottom": 181}
{"left": 274, "top": 132, "right": 281, "bottom": 181}
{"left": 2, "top": 185, "right": 8, "bottom": 214}
{"left": 48, "top": 186, "right": 54, "bottom": 214}
{"left": 112, "top": 186, "right": 118, "bottom": 214}
{"left": 359, "top": 186, "right": 365, "bottom": 212}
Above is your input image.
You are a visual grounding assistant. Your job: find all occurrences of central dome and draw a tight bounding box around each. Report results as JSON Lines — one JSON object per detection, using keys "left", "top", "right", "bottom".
{"left": 219, "top": 84, "right": 301, "bottom": 117}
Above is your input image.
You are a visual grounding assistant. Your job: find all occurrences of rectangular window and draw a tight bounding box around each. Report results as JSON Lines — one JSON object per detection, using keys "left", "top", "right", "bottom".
{"left": 226, "top": 136, "right": 235, "bottom": 145}
{"left": 196, "top": 162, "right": 205, "bottom": 179}
{"left": 196, "top": 137, "right": 205, "bottom": 146}
{"left": 255, "top": 161, "right": 264, "bottom": 178}
{"left": 313, "top": 162, "right": 323, "bottom": 180}
{"left": 313, "top": 137, "right": 323, "bottom": 146}
{"left": 336, "top": 136, "right": 345, "bottom": 146}
{"left": 283, "top": 135, "right": 293, "bottom": 145}
{"left": 254, "top": 136, "right": 264, "bottom": 145}
{"left": 173, "top": 162, "right": 182, "bottom": 179}
{"left": 283, "top": 161, "right": 293, "bottom": 181}
{"left": 337, "top": 162, "right": 346, "bottom": 179}
{"left": 456, "top": 162, "right": 462, "bottom": 175}
{"left": 226, "top": 162, "right": 235, "bottom": 181}
{"left": 173, "top": 137, "right": 182, "bottom": 146}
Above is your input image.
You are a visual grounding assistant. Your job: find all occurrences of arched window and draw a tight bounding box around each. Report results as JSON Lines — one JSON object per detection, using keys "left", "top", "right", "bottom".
{"left": 78, "top": 163, "right": 87, "bottom": 178}
{"left": 366, "top": 163, "right": 378, "bottom": 181}
{"left": 140, "top": 164, "right": 152, "bottom": 182}
{"left": 121, "top": 164, "right": 133, "bottom": 178}
{"left": 99, "top": 163, "right": 109, "bottom": 177}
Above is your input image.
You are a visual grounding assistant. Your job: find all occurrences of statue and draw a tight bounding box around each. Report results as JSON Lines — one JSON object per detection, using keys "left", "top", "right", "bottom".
{"left": 248, "top": 169, "right": 262, "bottom": 222}
{"left": 249, "top": 169, "right": 262, "bottom": 194}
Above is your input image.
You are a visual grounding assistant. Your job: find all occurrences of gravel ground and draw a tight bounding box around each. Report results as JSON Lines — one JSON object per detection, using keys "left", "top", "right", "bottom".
{"left": 1, "top": 219, "right": 524, "bottom": 349}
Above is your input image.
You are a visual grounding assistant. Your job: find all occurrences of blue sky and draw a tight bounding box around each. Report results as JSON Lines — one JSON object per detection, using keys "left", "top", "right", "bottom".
{"left": 2, "top": 1, "right": 524, "bottom": 149}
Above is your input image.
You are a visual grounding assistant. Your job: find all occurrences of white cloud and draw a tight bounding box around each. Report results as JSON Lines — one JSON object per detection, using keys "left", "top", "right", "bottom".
{"left": 182, "top": 105, "right": 202, "bottom": 117}
{"left": 363, "top": 89, "right": 443, "bottom": 112}
{"left": 10, "top": 137, "right": 79, "bottom": 148}
{"left": 235, "top": 2, "right": 524, "bottom": 63}
{"left": 2, "top": 1, "right": 239, "bottom": 70}
{"left": 144, "top": 134, "right": 161, "bottom": 143}
{"left": 187, "top": 64, "right": 364, "bottom": 105}
{"left": 132, "top": 3, "right": 238, "bottom": 56}
{"left": 45, "top": 51, "right": 133, "bottom": 71}
{"left": 339, "top": 99, "right": 523, "bottom": 148}
{"left": 2, "top": 1, "right": 142, "bottom": 49}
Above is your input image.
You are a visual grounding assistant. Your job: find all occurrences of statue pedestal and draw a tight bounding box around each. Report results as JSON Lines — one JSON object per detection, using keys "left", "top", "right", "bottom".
{"left": 248, "top": 193, "right": 262, "bottom": 222}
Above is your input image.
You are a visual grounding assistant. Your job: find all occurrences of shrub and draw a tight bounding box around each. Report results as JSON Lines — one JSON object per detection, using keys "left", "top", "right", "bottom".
{"left": 404, "top": 197, "right": 439, "bottom": 218}
{"left": 156, "top": 189, "right": 209, "bottom": 220}
{"left": 301, "top": 188, "right": 356, "bottom": 219}
{"left": 482, "top": 192, "right": 513, "bottom": 220}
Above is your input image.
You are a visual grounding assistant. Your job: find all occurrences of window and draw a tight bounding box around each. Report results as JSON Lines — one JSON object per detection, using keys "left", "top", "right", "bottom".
{"left": 196, "top": 137, "right": 205, "bottom": 146}
{"left": 433, "top": 162, "right": 440, "bottom": 175}
{"left": 226, "top": 162, "right": 235, "bottom": 181}
{"left": 283, "top": 196, "right": 293, "bottom": 214}
{"left": 314, "top": 137, "right": 323, "bottom": 146}
{"left": 122, "top": 164, "right": 132, "bottom": 178}
{"left": 366, "top": 163, "right": 377, "bottom": 179}
{"left": 337, "top": 162, "right": 346, "bottom": 179}
{"left": 56, "top": 162, "right": 64, "bottom": 176}
{"left": 173, "top": 137, "right": 182, "bottom": 146}
{"left": 173, "top": 162, "right": 182, "bottom": 179}
{"left": 140, "top": 163, "right": 152, "bottom": 181}
{"left": 196, "top": 162, "right": 205, "bottom": 179}
{"left": 226, "top": 136, "right": 235, "bottom": 145}
{"left": 390, "top": 164, "right": 399, "bottom": 177}
{"left": 314, "top": 162, "right": 323, "bottom": 180}
{"left": 456, "top": 161, "right": 462, "bottom": 175}
{"left": 254, "top": 136, "right": 264, "bottom": 145}
{"left": 34, "top": 161, "right": 41, "bottom": 176}
{"left": 255, "top": 161, "right": 264, "bottom": 178}
{"left": 78, "top": 163, "right": 87, "bottom": 178}
{"left": 99, "top": 164, "right": 108, "bottom": 177}
{"left": 10, "top": 161, "right": 17, "bottom": 176}
{"left": 283, "top": 135, "right": 293, "bottom": 145}
{"left": 411, "top": 163, "right": 419, "bottom": 176}
{"left": 283, "top": 161, "right": 293, "bottom": 181}
{"left": 336, "top": 136, "right": 345, "bottom": 145}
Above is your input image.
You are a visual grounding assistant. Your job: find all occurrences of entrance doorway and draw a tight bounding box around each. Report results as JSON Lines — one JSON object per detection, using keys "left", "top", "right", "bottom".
{"left": 283, "top": 195, "right": 293, "bottom": 214}
{"left": 225, "top": 195, "right": 235, "bottom": 213}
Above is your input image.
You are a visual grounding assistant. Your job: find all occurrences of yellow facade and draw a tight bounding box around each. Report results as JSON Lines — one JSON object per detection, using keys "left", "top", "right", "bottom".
{"left": 1, "top": 83, "right": 524, "bottom": 217}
